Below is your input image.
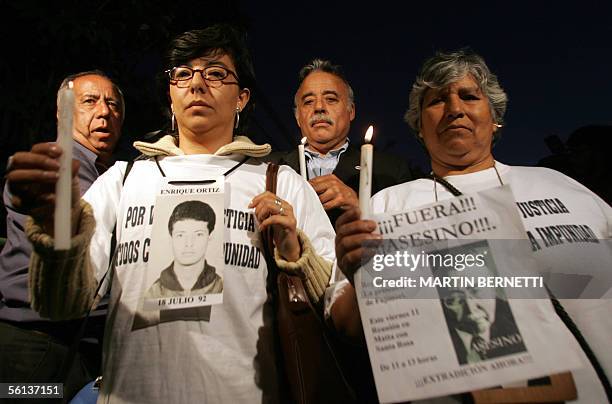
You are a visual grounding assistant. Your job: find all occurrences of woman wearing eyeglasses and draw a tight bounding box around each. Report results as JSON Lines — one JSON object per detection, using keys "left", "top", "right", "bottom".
{"left": 332, "top": 50, "right": 611, "bottom": 402}
{"left": 6, "top": 24, "right": 335, "bottom": 403}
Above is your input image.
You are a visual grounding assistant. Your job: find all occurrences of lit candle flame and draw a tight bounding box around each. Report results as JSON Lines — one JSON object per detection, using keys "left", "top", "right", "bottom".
{"left": 301, "top": 136, "right": 307, "bottom": 145}
{"left": 364, "top": 125, "right": 374, "bottom": 143}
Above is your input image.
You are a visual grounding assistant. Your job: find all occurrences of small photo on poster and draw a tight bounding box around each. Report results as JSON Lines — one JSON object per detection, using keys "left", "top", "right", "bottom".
{"left": 433, "top": 241, "right": 527, "bottom": 365}
{"left": 133, "top": 180, "right": 225, "bottom": 330}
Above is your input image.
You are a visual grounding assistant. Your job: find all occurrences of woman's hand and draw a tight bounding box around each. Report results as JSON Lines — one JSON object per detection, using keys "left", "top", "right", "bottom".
{"left": 335, "top": 207, "right": 382, "bottom": 285}
{"left": 5, "top": 142, "right": 80, "bottom": 231}
{"left": 250, "top": 191, "right": 300, "bottom": 262}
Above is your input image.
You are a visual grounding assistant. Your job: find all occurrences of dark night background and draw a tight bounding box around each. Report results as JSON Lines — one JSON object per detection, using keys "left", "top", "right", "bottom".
{"left": 1, "top": 0, "right": 611, "bottom": 236}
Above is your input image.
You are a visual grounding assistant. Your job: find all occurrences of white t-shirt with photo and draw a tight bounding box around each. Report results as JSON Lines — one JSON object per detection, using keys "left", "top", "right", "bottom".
{"left": 370, "top": 161, "right": 612, "bottom": 403}
{"left": 83, "top": 154, "right": 335, "bottom": 404}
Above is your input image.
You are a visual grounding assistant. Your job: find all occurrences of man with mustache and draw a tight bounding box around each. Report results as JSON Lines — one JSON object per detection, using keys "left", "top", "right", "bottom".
{"left": 271, "top": 59, "right": 416, "bottom": 226}
{"left": 0, "top": 70, "right": 124, "bottom": 399}
{"left": 439, "top": 285, "right": 527, "bottom": 365}
{"left": 268, "top": 60, "right": 417, "bottom": 402}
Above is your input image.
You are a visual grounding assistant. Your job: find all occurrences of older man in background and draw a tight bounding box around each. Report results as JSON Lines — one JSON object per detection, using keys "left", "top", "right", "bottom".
{"left": 270, "top": 59, "right": 417, "bottom": 226}
{"left": 0, "top": 70, "right": 124, "bottom": 398}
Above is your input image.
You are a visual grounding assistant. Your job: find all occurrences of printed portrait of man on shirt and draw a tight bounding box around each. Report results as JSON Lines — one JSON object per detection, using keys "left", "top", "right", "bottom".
{"left": 145, "top": 200, "right": 223, "bottom": 300}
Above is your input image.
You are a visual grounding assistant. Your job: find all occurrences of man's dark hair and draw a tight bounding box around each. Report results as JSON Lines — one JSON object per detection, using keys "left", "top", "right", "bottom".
{"left": 164, "top": 24, "right": 256, "bottom": 135}
{"left": 168, "top": 200, "right": 216, "bottom": 234}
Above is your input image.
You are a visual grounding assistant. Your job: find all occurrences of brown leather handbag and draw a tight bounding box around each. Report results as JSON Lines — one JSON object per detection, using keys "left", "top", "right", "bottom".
{"left": 263, "top": 163, "right": 356, "bottom": 404}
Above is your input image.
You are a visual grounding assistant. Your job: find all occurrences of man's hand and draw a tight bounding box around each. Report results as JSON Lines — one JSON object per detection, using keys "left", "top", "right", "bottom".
{"left": 335, "top": 207, "right": 382, "bottom": 285}
{"left": 250, "top": 191, "right": 301, "bottom": 262}
{"left": 5, "top": 142, "right": 81, "bottom": 230}
{"left": 308, "top": 174, "right": 358, "bottom": 211}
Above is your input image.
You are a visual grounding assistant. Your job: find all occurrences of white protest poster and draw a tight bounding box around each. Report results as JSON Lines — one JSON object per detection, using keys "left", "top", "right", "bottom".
{"left": 132, "top": 178, "right": 225, "bottom": 330}
{"left": 356, "top": 185, "right": 583, "bottom": 403}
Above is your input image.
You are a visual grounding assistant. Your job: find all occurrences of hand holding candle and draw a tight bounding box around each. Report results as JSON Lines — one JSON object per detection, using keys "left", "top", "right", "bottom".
{"left": 359, "top": 125, "right": 374, "bottom": 218}
{"left": 298, "top": 136, "right": 307, "bottom": 180}
{"left": 54, "top": 81, "right": 74, "bottom": 250}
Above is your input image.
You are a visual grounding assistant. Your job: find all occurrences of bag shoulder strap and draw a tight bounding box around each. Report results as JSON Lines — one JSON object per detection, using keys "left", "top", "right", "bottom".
{"left": 122, "top": 159, "right": 135, "bottom": 185}
{"left": 263, "top": 163, "right": 280, "bottom": 256}
{"left": 108, "top": 159, "right": 136, "bottom": 258}
{"left": 266, "top": 162, "right": 279, "bottom": 194}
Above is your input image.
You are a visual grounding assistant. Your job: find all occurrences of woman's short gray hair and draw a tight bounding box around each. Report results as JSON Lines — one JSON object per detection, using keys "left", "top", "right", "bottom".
{"left": 405, "top": 50, "right": 507, "bottom": 141}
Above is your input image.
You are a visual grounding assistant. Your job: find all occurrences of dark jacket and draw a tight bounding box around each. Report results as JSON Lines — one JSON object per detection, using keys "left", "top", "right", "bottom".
{"left": 268, "top": 143, "right": 418, "bottom": 226}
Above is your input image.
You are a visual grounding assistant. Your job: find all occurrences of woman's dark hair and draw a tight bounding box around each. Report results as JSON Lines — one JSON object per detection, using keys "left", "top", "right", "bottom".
{"left": 164, "top": 23, "right": 256, "bottom": 135}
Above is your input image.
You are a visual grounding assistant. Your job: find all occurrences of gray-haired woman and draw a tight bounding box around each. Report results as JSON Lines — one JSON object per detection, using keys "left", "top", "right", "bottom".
{"left": 332, "top": 49, "right": 612, "bottom": 403}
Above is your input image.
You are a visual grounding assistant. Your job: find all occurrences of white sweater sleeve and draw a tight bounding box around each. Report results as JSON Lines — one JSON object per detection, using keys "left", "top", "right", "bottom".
{"left": 27, "top": 162, "right": 127, "bottom": 319}
{"left": 275, "top": 166, "right": 336, "bottom": 302}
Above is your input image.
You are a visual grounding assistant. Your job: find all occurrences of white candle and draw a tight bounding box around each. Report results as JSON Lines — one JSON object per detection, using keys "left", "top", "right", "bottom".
{"left": 359, "top": 126, "right": 374, "bottom": 218}
{"left": 298, "top": 136, "right": 307, "bottom": 180}
{"left": 54, "top": 81, "right": 74, "bottom": 250}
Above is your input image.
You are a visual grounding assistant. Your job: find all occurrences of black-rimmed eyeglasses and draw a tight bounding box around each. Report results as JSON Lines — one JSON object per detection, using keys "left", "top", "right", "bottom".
{"left": 166, "top": 65, "right": 239, "bottom": 88}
